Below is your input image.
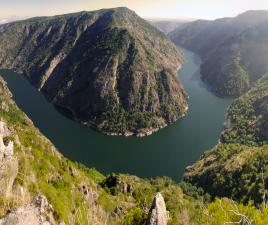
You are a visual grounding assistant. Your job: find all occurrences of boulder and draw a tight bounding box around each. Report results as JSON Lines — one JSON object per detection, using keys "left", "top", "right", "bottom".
{"left": 0, "top": 195, "right": 55, "bottom": 225}
{"left": 0, "top": 121, "right": 18, "bottom": 197}
{"left": 147, "top": 193, "right": 168, "bottom": 225}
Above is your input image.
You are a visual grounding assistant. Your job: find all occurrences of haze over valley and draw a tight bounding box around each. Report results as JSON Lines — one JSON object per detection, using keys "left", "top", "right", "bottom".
{"left": 1, "top": 1, "right": 268, "bottom": 225}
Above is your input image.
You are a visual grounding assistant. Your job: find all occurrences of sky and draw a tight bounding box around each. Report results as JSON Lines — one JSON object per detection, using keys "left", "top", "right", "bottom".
{"left": 1, "top": 0, "right": 268, "bottom": 22}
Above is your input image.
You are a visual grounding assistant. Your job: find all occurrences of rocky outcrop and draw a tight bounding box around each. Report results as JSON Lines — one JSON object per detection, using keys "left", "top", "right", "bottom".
{"left": 0, "top": 121, "right": 18, "bottom": 197}
{"left": 103, "top": 175, "right": 133, "bottom": 194}
{"left": 0, "top": 7, "right": 188, "bottom": 136}
{"left": 147, "top": 193, "right": 168, "bottom": 225}
{"left": 0, "top": 195, "right": 55, "bottom": 225}
{"left": 78, "top": 184, "right": 99, "bottom": 205}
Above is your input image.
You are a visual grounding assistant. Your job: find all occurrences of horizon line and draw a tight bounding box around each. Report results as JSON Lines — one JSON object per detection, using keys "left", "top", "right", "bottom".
{"left": 1, "top": 7, "right": 268, "bottom": 24}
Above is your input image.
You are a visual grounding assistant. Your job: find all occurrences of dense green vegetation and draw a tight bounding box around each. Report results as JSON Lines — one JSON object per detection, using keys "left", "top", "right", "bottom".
{"left": 0, "top": 7, "right": 187, "bottom": 136}
{"left": 183, "top": 73, "right": 268, "bottom": 219}
{"left": 184, "top": 144, "right": 268, "bottom": 206}
{"left": 201, "top": 52, "right": 250, "bottom": 96}
{"left": 101, "top": 107, "right": 157, "bottom": 133}
{"left": 2, "top": 8, "right": 268, "bottom": 224}
{"left": 2, "top": 70, "right": 268, "bottom": 224}
{"left": 222, "top": 74, "right": 268, "bottom": 146}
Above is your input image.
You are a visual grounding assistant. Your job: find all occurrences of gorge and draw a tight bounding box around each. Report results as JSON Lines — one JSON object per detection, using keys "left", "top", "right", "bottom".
{"left": 0, "top": 48, "right": 233, "bottom": 179}
{"left": 1, "top": 6, "right": 268, "bottom": 225}
{"left": 0, "top": 8, "right": 187, "bottom": 137}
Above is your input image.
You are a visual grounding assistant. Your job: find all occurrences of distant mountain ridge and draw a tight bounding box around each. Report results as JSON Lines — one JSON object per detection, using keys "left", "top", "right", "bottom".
{"left": 0, "top": 7, "right": 188, "bottom": 136}
{"left": 170, "top": 10, "right": 268, "bottom": 96}
{"left": 148, "top": 19, "right": 194, "bottom": 34}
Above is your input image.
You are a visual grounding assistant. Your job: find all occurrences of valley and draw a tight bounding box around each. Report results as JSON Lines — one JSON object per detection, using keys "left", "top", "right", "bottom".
{"left": 0, "top": 48, "right": 232, "bottom": 179}
{"left": 170, "top": 10, "right": 268, "bottom": 97}
{"left": 1, "top": 5, "right": 268, "bottom": 225}
{"left": 0, "top": 8, "right": 187, "bottom": 137}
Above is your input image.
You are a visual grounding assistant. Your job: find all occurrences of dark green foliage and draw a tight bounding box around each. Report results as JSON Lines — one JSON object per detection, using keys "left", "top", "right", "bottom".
{"left": 0, "top": 7, "right": 187, "bottom": 136}
{"left": 201, "top": 52, "right": 250, "bottom": 96}
{"left": 179, "top": 182, "right": 210, "bottom": 201}
{"left": 100, "top": 107, "right": 156, "bottom": 133}
{"left": 184, "top": 144, "right": 268, "bottom": 206}
{"left": 222, "top": 74, "right": 268, "bottom": 145}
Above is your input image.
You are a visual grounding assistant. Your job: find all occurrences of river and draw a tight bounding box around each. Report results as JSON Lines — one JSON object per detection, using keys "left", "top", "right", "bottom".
{"left": 0, "top": 48, "right": 233, "bottom": 180}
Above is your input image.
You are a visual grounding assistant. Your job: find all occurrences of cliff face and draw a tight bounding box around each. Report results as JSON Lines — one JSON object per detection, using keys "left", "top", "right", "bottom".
{"left": 169, "top": 10, "right": 268, "bottom": 97}
{"left": 0, "top": 7, "right": 188, "bottom": 136}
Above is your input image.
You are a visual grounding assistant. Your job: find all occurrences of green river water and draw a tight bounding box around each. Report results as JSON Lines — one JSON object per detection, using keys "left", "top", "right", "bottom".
{"left": 0, "top": 48, "right": 233, "bottom": 180}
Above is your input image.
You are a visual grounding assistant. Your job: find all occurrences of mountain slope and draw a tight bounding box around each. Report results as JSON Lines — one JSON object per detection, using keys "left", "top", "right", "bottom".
{"left": 149, "top": 20, "right": 192, "bottom": 34}
{"left": 184, "top": 73, "right": 268, "bottom": 207}
{"left": 184, "top": 143, "right": 268, "bottom": 205}
{"left": 222, "top": 74, "right": 268, "bottom": 146}
{"left": 170, "top": 10, "right": 268, "bottom": 96}
{"left": 0, "top": 8, "right": 187, "bottom": 136}
{"left": 0, "top": 74, "right": 268, "bottom": 224}
{"left": 0, "top": 75, "right": 194, "bottom": 225}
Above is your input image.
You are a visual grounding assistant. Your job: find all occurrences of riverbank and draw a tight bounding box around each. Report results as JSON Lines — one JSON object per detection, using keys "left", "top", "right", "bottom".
{"left": 0, "top": 48, "right": 233, "bottom": 180}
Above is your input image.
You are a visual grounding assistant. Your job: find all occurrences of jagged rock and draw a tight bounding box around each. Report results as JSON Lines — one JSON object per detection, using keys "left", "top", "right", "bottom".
{"left": 104, "top": 175, "right": 133, "bottom": 194}
{"left": 0, "top": 158, "right": 18, "bottom": 197}
{"left": 78, "top": 184, "right": 99, "bottom": 205}
{"left": 119, "top": 182, "right": 133, "bottom": 194}
{"left": 0, "top": 121, "right": 18, "bottom": 197}
{"left": 0, "top": 121, "right": 13, "bottom": 159}
{"left": 0, "top": 195, "right": 55, "bottom": 225}
{"left": 147, "top": 193, "right": 168, "bottom": 225}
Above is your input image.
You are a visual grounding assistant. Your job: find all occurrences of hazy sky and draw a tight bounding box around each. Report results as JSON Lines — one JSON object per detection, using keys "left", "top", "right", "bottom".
{"left": 1, "top": 0, "right": 268, "bottom": 21}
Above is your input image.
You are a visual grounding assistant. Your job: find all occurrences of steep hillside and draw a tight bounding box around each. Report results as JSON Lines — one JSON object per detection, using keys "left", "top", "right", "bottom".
{"left": 184, "top": 143, "right": 268, "bottom": 206}
{"left": 0, "top": 75, "right": 196, "bottom": 224}
{"left": 183, "top": 51, "right": 268, "bottom": 211}
{"left": 222, "top": 74, "right": 268, "bottom": 146}
{"left": 0, "top": 8, "right": 188, "bottom": 136}
{"left": 184, "top": 75, "right": 268, "bottom": 209}
{"left": 1, "top": 73, "right": 268, "bottom": 224}
{"left": 170, "top": 10, "right": 268, "bottom": 96}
